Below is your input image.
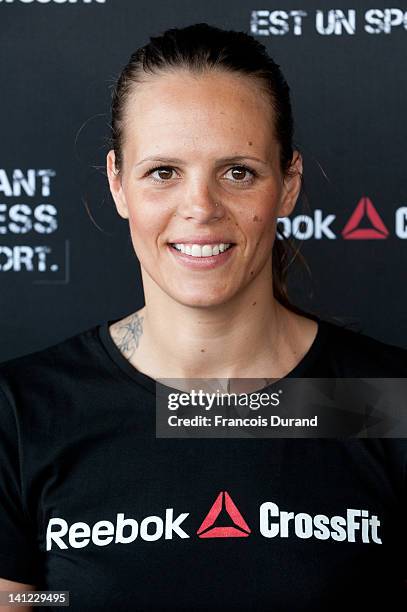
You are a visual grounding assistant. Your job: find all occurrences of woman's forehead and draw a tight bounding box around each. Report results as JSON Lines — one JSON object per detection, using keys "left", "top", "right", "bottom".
{"left": 122, "top": 70, "right": 275, "bottom": 157}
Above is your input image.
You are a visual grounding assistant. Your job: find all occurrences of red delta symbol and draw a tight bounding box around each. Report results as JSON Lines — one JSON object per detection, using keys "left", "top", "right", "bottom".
{"left": 196, "top": 491, "right": 251, "bottom": 538}
{"left": 341, "top": 196, "right": 389, "bottom": 239}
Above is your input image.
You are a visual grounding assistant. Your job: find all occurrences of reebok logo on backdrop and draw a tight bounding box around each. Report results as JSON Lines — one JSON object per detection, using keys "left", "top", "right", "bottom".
{"left": 277, "top": 197, "right": 407, "bottom": 240}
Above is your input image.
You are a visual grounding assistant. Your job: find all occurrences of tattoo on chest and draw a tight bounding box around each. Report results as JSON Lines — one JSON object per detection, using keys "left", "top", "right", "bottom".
{"left": 113, "top": 313, "right": 144, "bottom": 359}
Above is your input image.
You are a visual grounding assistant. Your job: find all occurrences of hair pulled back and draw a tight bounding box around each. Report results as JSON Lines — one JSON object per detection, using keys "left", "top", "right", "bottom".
{"left": 109, "top": 22, "right": 313, "bottom": 318}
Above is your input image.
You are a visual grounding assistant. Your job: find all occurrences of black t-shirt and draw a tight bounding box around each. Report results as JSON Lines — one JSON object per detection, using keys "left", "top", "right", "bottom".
{"left": 0, "top": 316, "right": 407, "bottom": 611}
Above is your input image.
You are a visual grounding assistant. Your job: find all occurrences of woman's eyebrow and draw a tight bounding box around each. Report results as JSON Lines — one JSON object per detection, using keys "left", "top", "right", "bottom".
{"left": 135, "top": 155, "right": 268, "bottom": 167}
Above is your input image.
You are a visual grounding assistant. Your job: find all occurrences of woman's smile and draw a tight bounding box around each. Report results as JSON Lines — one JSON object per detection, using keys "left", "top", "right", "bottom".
{"left": 166, "top": 241, "right": 237, "bottom": 269}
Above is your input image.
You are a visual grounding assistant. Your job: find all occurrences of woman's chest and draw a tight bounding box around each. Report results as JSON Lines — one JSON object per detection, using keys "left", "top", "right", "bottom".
{"left": 33, "top": 438, "right": 407, "bottom": 610}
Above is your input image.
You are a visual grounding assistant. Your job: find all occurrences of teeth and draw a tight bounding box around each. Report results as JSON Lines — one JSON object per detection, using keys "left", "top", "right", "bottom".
{"left": 172, "top": 243, "right": 232, "bottom": 257}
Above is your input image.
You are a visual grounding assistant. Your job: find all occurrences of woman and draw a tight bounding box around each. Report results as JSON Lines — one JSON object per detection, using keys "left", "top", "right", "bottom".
{"left": 0, "top": 23, "right": 406, "bottom": 611}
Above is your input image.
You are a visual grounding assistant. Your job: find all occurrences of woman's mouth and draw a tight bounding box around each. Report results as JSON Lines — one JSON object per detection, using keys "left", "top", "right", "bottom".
{"left": 170, "top": 242, "right": 233, "bottom": 257}
{"left": 167, "top": 242, "right": 236, "bottom": 269}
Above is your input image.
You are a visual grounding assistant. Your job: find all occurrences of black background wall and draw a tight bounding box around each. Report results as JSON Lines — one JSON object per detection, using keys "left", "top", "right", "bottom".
{"left": 1, "top": 0, "right": 406, "bottom": 362}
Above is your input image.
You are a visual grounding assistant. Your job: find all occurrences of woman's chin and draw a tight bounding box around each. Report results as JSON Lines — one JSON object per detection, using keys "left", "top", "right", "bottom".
{"left": 169, "top": 289, "right": 232, "bottom": 309}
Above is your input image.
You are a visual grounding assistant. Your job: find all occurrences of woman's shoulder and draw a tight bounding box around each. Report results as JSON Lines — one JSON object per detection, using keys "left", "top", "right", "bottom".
{"left": 315, "top": 315, "right": 407, "bottom": 377}
{"left": 0, "top": 321, "right": 103, "bottom": 391}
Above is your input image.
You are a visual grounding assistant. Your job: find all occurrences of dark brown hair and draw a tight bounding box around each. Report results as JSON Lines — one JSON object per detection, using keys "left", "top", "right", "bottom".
{"left": 109, "top": 22, "right": 315, "bottom": 319}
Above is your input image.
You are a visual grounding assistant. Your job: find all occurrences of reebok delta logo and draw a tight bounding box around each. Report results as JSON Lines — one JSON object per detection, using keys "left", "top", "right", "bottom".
{"left": 197, "top": 491, "right": 251, "bottom": 538}
{"left": 277, "top": 195, "right": 407, "bottom": 240}
{"left": 46, "top": 491, "right": 382, "bottom": 551}
{"left": 341, "top": 196, "right": 389, "bottom": 239}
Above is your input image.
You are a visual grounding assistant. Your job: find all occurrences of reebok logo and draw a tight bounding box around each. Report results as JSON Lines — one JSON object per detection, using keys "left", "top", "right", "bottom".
{"left": 341, "top": 196, "right": 389, "bottom": 239}
{"left": 277, "top": 196, "right": 407, "bottom": 240}
{"left": 46, "top": 509, "right": 190, "bottom": 551}
{"left": 196, "top": 491, "right": 251, "bottom": 538}
{"left": 45, "top": 491, "right": 382, "bottom": 550}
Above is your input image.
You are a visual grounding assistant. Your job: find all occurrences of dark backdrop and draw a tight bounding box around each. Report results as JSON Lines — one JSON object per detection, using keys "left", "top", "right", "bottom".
{"left": 1, "top": 0, "right": 406, "bottom": 362}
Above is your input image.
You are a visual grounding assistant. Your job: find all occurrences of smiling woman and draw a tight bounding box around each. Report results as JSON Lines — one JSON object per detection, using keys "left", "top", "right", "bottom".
{"left": 105, "top": 26, "right": 318, "bottom": 380}
{"left": 0, "top": 21, "right": 407, "bottom": 612}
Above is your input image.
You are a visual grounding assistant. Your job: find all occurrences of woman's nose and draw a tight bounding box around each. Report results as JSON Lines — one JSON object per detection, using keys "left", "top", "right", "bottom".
{"left": 177, "top": 181, "right": 225, "bottom": 223}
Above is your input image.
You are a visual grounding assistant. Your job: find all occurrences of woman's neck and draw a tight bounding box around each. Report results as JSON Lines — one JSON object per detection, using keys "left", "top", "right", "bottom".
{"left": 110, "top": 277, "right": 317, "bottom": 381}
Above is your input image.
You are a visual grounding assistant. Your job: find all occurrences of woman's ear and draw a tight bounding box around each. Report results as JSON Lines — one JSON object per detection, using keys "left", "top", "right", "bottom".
{"left": 106, "top": 150, "right": 129, "bottom": 220}
{"left": 277, "top": 151, "right": 303, "bottom": 218}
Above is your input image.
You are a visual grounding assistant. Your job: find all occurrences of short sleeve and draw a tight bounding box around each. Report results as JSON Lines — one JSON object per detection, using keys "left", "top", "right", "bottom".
{"left": 0, "top": 379, "right": 41, "bottom": 584}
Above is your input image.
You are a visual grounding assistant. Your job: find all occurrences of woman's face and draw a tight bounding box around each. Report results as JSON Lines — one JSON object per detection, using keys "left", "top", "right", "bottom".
{"left": 107, "top": 69, "right": 302, "bottom": 307}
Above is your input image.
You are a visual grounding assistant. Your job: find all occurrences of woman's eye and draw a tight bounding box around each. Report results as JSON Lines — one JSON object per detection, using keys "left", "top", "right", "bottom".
{"left": 146, "top": 166, "right": 178, "bottom": 182}
{"left": 224, "top": 165, "right": 256, "bottom": 184}
{"left": 144, "top": 164, "right": 256, "bottom": 184}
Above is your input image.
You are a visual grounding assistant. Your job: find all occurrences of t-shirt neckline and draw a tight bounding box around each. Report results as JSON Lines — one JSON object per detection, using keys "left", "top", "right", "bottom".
{"left": 97, "top": 315, "right": 328, "bottom": 395}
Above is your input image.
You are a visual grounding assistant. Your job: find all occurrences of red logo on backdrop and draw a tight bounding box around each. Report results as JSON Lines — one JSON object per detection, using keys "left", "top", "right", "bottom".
{"left": 196, "top": 491, "right": 251, "bottom": 538}
{"left": 342, "top": 196, "right": 389, "bottom": 239}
